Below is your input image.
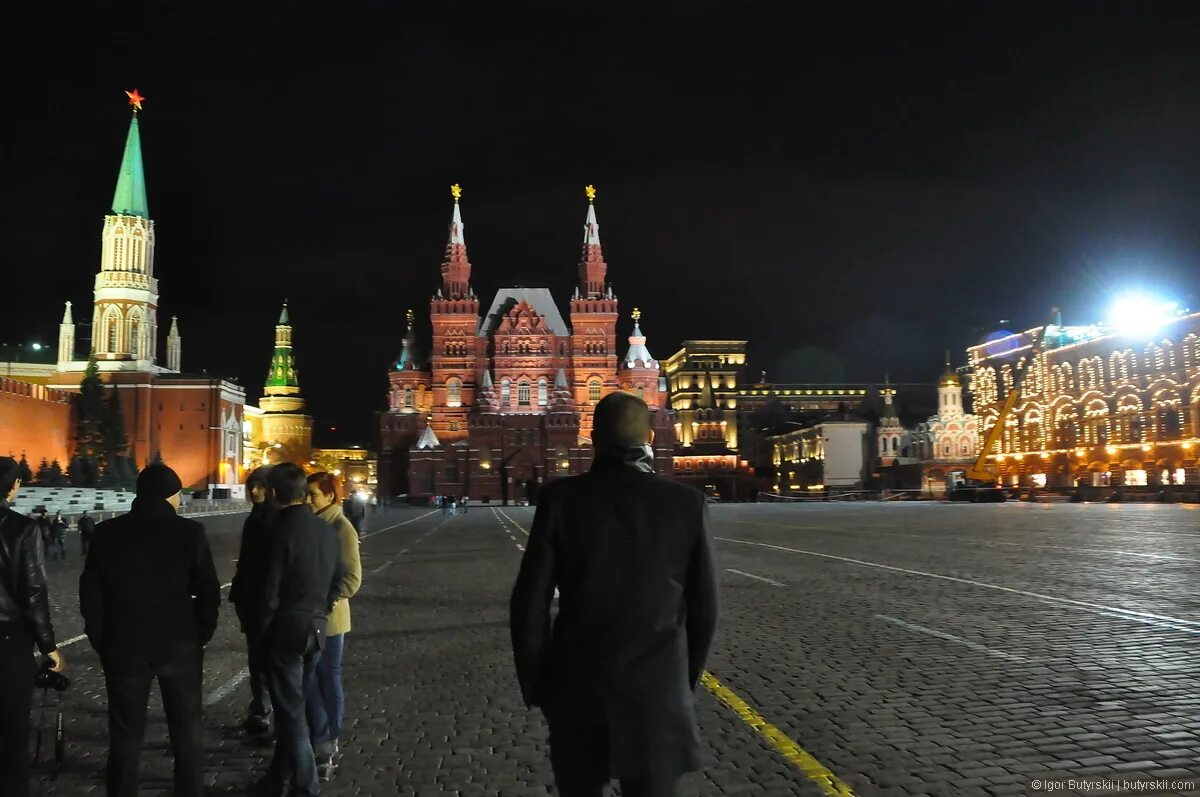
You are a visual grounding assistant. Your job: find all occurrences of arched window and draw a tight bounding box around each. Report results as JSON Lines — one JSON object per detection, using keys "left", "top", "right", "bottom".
{"left": 501, "top": 379, "right": 511, "bottom": 407}
{"left": 404, "top": 387, "right": 413, "bottom": 408}
{"left": 537, "top": 377, "right": 548, "bottom": 406}
{"left": 129, "top": 317, "right": 141, "bottom": 358}
{"left": 477, "top": 445, "right": 491, "bottom": 470}
{"left": 635, "top": 385, "right": 644, "bottom": 399}
{"left": 960, "top": 440, "right": 970, "bottom": 455}
{"left": 447, "top": 378, "right": 462, "bottom": 407}
{"left": 588, "top": 379, "right": 602, "bottom": 403}
{"left": 555, "top": 445, "right": 571, "bottom": 473}
{"left": 105, "top": 313, "right": 119, "bottom": 353}
{"left": 518, "top": 380, "right": 531, "bottom": 406}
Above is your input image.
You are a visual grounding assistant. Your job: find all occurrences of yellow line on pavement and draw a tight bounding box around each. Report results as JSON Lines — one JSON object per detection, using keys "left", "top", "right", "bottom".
{"left": 701, "top": 671, "right": 858, "bottom": 796}
{"left": 495, "top": 509, "right": 855, "bottom": 794}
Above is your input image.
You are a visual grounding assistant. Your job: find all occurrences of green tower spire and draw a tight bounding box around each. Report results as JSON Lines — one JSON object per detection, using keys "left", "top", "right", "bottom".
{"left": 111, "top": 114, "right": 150, "bottom": 218}
{"left": 265, "top": 301, "right": 299, "bottom": 389}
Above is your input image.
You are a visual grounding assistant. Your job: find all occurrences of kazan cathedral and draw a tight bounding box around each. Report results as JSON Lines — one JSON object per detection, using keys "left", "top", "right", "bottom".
{"left": 378, "top": 187, "right": 675, "bottom": 504}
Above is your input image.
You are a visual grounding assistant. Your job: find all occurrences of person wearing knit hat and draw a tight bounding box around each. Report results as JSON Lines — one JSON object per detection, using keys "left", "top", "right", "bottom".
{"left": 80, "top": 461, "right": 220, "bottom": 797}
{"left": 230, "top": 465, "right": 276, "bottom": 735}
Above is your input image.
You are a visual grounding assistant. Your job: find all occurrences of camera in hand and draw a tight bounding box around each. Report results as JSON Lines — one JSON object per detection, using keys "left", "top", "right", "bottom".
{"left": 35, "top": 658, "right": 69, "bottom": 691}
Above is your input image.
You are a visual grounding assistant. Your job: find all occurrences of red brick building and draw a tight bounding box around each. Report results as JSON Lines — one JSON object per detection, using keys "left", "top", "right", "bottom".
{"left": 378, "top": 188, "right": 675, "bottom": 504}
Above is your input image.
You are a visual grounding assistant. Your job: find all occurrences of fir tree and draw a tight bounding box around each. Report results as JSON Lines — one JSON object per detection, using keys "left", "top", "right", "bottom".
{"left": 17, "top": 453, "right": 33, "bottom": 485}
{"left": 67, "top": 455, "right": 96, "bottom": 487}
{"left": 47, "top": 460, "right": 68, "bottom": 487}
{"left": 72, "top": 357, "right": 105, "bottom": 486}
{"left": 149, "top": 450, "right": 165, "bottom": 467}
{"left": 100, "top": 388, "right": 135, "bottom": 488}
{"left": 34, "top": 458, "right": 53, "bottom": 485}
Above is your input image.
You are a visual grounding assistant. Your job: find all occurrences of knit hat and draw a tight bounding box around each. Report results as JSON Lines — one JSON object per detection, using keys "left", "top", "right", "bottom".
{"left": 136, "top": 464, "right": 183, "bottom": 501}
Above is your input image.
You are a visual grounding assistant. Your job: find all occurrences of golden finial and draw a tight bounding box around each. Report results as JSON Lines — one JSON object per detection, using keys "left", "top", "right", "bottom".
{"left": 631, "top": 307, "right": 642, "bottom": 322}
{"left": 585, "top": 184, "right": 597, "bottom": 202}
{"left": 405, "top": 308, "right": 415, "bottom": 325}
{"left": 450, "top": 184, "right": 462, "bottom": 201}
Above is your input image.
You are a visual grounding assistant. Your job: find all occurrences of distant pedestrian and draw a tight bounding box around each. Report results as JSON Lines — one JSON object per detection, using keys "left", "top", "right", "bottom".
{"left": 255, "top": 463, "right": 343, "bottom": 797}
{"left": 80, "top": 464, "right": 220, "bottom": 797}
{"left": 461, "top": 495, "right": 469, "bottom": 515}
{"left": 37, "top": 510, "right": 51, "bottom": 558}
{"left": 78, "top": 510, "right": 95, "bottom": 556}
{"left": 511, "top": 392, "right": 719, "bottom": 797}
{"left": 343, "top": 493, "right": 366, "bottom": 539}
{"left": 305, "top": 472, "right": 362, "bottom": 781}
{"left": 0, "top": 457, "right": 65, "bottom": 797}
{"left": 51, "top": 512, "right": 67, "bottom": 560}
{"left": 229, "top": 466, "right": 275, "bottom": 736}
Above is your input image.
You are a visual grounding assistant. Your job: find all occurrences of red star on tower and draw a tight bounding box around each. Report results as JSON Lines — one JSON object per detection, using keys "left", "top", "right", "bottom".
{"left": 125, "top": 89, "right": 145, "bottom": 112}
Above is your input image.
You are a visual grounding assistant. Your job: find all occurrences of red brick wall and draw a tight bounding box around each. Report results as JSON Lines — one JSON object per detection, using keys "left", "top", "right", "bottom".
{"left": 0, "top": 379, "right": 74, "bottom": 467}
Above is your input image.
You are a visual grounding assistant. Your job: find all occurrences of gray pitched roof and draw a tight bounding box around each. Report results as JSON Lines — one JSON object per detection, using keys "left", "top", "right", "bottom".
{"left": 478, "top": 288, "right": 570, "bottom": 337}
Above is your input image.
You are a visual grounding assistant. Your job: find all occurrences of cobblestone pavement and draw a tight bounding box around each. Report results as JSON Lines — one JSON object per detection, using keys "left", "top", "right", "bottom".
{"left": 28, "top": 502, "right": 1200, "bottom": 796}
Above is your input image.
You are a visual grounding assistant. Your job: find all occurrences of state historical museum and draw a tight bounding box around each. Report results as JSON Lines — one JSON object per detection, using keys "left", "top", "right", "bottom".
{"left": 378, "top": 187, "right": 675, "bottom": 504}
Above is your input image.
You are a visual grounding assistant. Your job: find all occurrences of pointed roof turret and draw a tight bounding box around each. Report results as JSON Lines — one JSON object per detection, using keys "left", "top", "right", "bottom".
{"left": 555, "top": 368, "right": 569, "bottom": 390}
{"left": 111, "top": 93, "right": 150, "bottom": 218}
{"left": 482, "top": 369, "right": 494, "bottom": 389}
{"left": 622, "top": 308, "right": 658, "bottom": 369}
{"left": 439, "top": 184, "right": 472, "bottom": 299}
{"left": 550, "top": 367, "right": 574, "bottom": 410}
{"left": 266, "top": 301, "right": 300, "bottom": 389}
{"left": 881, "top": 373, "right": 898, "bottom": 419}
{"left": 168, "top": 316, "right": 180, "bottom": 337}
{"left": 416, "top": 424, "right": 441, "bottom": 449}
{"left": 578, "top": 185, "right": 608, "bottom": 299}
{"left": 940, "top": 351, "right": 961, "bottom": 387}
{"left": 395, "top": 309, "right": 421, "bottom": 371}
{"left": 62, "top": 301, "right": 73, "bottom": 324}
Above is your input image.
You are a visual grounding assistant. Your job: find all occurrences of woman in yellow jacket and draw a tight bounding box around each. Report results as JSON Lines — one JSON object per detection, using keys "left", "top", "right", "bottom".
{"left": 304, "top": 472, "right": 362, "bottom": 781}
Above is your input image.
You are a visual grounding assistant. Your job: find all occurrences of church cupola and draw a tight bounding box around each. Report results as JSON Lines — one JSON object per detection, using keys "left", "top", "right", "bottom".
{"left": 938, "top": 351, "right": 964, "bottom": 417}
{"left": 618, "top": 308, "right": 664, "bottom": 407}
{"left": 395, "top": 309, "right": 421, "bottom": 371}
{"left": 439, "top": 184, "right": 472, "bottom": 300}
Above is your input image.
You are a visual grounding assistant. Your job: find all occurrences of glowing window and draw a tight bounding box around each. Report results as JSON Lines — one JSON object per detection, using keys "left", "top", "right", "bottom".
{"left": 518, "top": 380, "right": 531, "bottom": 406}
{"left": 501, "top": 379, "right": 511, "bottom": 407}
{"left": 588, "top": 379, "right": 602, "bottom": 403}
{"left": 447, "top": 379, "right": 462, "bottom": 407}
{"left": 537, "top": 378, "right": 548, "bottom": 406}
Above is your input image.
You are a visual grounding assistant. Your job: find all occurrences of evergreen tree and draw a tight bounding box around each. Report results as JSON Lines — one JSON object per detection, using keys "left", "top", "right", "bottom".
{"left": 100, "top": 387, "right": 133, "bottom": 487}
{"left": 47, "top": 460, "right": 68, "bottom": 487}
{"left": 72, "top": 357, "right": 105, "bottom": 486}
{"left": 149, "top": 450, "right": 165, "bottom": 467}
{"left": 67, "top": 455, "right": 96, "bottom": 487}
{"left": 34, "top": 458, "right": 53, "bottom": 485}
{"left": 17, "top": 453, "right": 33, "bottom": 484}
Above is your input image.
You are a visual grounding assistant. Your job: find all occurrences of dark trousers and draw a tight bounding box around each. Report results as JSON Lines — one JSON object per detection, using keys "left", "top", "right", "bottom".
{"left": 265, "top": 642, "right": 322, "bottom": 797}
{"left": 244, "top": 630, "right": 273, "bottom": 720}
{"left": 544, "top": 711, "right": 680, "bottom": 797}
{"left": 0, "top": 624, "right": 35, "bottom": 797}
{"left": 306, "top": 633, "right": 344, "bottom": 747}
{"left": 102, "top": 649, "right": 205, "bottom": 797}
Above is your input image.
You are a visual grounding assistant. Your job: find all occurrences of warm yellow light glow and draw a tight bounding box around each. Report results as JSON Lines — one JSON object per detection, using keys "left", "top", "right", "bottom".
{"left": 333, "top": 468, "right": 342, "bottom": 476}
{"left": 1141, "top": 444, "right": 1152, "bottom": 452}
{"left": 1106, "top": 446, "right": 1118, "bottom": 455}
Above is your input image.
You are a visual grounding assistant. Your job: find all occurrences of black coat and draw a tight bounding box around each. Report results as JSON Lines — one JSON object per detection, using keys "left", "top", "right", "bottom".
{"left": 258, "top": 504, "right": 343, "bottom": 654}
{"left": 0, "top": 502, "right": 57, "bottom": 654}
{"left": 510, "top": 448, "right": 720, "bottom": 778}
{"left": 229, "top": 502, "right": 274, "bottom": 626}
{"left": 80, "top": 498, "right": 220, "bottom": 669}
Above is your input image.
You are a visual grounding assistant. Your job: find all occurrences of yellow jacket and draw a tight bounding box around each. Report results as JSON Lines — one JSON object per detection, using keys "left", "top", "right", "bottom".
{"left": 317, "top": 503, "right": 361, "bottom": 635}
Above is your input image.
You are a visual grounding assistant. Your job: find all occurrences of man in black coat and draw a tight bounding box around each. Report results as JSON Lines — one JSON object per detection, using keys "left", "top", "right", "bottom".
{"left": 0, "top": 457, "right": 65, "bottom": 797}
{"left": 230, "top": 465, "right": 274, "bottom": 735}
{"left": 256, "top": 463, "right": 343, "bottom": 797}
{"left": 510, "top": 393, "right": 720, "bottom": 797}
{"left": 80, "top": 464, "right": 220, "bottom": 797}
{"left": 78, "top": 510, "right": 95, "bottom": 556}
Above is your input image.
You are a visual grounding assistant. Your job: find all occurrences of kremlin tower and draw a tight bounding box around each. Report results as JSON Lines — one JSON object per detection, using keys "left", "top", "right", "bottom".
{"left": 255, "top": 302, "right": 314, "bottom": 464}
{"left": 380, "top": 186, "right": 675, "bottom": 502}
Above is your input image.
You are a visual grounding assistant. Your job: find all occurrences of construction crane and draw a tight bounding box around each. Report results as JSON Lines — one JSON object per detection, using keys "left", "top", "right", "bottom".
{"left": 949, "top": 312, "right": 1056, "bottom": 502}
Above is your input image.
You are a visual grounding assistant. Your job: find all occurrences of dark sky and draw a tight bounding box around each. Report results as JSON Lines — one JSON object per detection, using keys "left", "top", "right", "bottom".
{"left": 4, "top": 1, "right": 1200, "bottom": 446}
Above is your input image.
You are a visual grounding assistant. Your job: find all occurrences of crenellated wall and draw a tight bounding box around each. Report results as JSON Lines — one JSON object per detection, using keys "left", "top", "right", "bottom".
{"left": 0, "top": 378, "right": 74, "bottom": 467}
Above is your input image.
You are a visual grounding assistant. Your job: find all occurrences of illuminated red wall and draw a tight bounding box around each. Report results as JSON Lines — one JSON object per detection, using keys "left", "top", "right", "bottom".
{"left": 0, "top": 378, "right": 74, "bottom": 468}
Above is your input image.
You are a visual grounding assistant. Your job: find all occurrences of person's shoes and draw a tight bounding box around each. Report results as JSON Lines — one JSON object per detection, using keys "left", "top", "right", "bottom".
{"left": 317, "top": 755, "right": 336, "bottom": 782}
{"left": 243, "top": 714, "right": 271, "bottom": 736}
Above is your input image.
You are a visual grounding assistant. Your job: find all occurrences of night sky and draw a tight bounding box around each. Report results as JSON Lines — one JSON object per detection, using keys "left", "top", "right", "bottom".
{"left": 4, "top": 1, "right": 1200, "bottom": 446}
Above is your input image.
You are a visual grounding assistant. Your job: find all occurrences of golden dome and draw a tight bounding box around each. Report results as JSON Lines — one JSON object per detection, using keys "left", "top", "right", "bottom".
{"left": 940, "top": 353, "right": 961, "bottom": 387}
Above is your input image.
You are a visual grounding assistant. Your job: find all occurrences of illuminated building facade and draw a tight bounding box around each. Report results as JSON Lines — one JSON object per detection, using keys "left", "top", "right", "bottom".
{"left": 378, "top": 188, "right": 675, "bottom": 503}
{"left": 768, "top": 415, "right": 873, "bottom": 493}
{"left": 5, "top": 94, "right": 249, "bottom": 494}
{"left": 663, "top": 341, "right": 756, "bottom": 499}
{"left": 248, "top": 303, "right": 314, "bottom": 467}
{"left": 968, "top": 312, "right": 1200, "bottom": 489}
{"left": 311, "top": 447, "right": 377, "bottom": 499}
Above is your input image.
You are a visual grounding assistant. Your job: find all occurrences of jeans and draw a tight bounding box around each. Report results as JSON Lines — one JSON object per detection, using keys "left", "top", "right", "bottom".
{"left": 102, "top": 649, "right": 205, "bottom": 797}
{"left": 245, "top": 630, "right": 272, "bottom": 720}
{"left": 306, "top": 633, "right": 345, "bottom": 746}
{"left": 265, "top": 641, "right": 322, "bottom": 797}
{"left": 53, "top": 537, "right": 66, "bottom": 560}
{"left": 0, "top": 624, "right": 35, "bottom": 797}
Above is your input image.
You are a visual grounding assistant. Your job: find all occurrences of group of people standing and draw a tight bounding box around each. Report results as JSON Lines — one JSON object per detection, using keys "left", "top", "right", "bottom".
{"left": 230, "top": 463, "right": 362, "bottom": 795}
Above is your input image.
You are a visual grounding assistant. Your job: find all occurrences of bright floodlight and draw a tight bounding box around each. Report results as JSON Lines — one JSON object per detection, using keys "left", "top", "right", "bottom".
{"left": 1107, "top": 294, "right": 1178, "bottom": 338}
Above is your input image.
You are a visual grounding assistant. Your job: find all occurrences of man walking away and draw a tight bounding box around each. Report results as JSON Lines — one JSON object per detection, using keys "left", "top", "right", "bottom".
{"left": 0, "top": 457, "right": 65, "bottom": 797}
{"left": 229, "top": 466, "right": 274, "bottom": 736}
{"left": 80, "top": 464, "right": 220, "bottom": 797}
{"left": 256, "top": 463, "right": 343, "bottom": 797}
{"left": 78, "top": 510, "right": 95, "bottom": 556}
{"left": 343, "top": 494, "right": 366, "bottom": 539}
{"left": 37, "top": 510, "right": 51, "bottom": 558}
{"left": 510, "top": 392, "right": 720, "bottom": 797}
{"left": 51, "top": 512, "right": 68, "bottom": 561}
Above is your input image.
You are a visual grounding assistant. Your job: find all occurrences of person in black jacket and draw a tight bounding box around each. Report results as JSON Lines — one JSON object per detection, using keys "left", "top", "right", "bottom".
{"left": 78, "top": 510, "right": 96, "bottom": 556}
{"left": 80, "top": 464, "right": 220, "bottom": 797}
{"left": 255, "top": 463, "right": 343, "bottom": 797}
{"left": 510, "top": 393, "right": 720, "bottom": 797}
{"left": 0, "top": 457, "right": 64, "bottom": 797}
{"left": 229, "top": 465, "right": 274, "bottom": 735}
